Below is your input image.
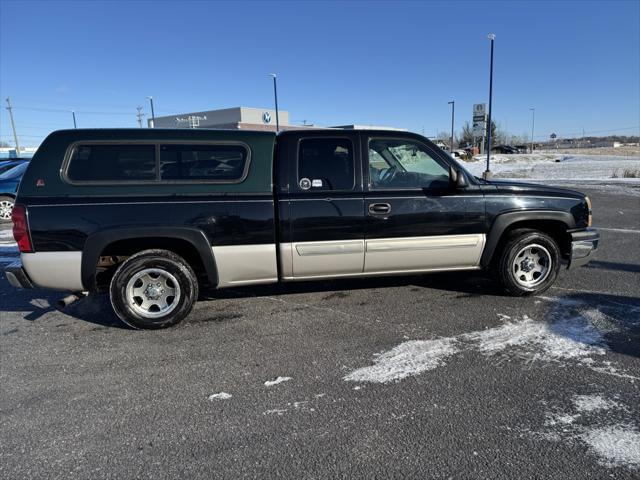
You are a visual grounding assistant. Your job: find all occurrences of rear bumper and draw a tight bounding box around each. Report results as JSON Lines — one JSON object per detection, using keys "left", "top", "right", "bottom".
{"left": 4, "top": 259, "right": 33, "bottom": 289}
{"left": 567, "top": 228, "right": 599, "bottom": 269}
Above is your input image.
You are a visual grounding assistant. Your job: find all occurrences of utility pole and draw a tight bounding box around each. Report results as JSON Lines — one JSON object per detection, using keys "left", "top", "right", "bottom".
{"left": 269, "top": 73, "right": 280, "bottom": 132}
{"left": 448, "top": 100, "right": 455, "bottom": 154}
{"left": 71, "top": 110, "right": 77, "bottom": 128}
{"left": 136, "top": 106, "right": 145, "bottom": 128}
{"left": 147, "top": 96, "right": 155, "bottom": 128}
{"left": 484, "top": 33, "right": 495, "bottom": 179}
{"left": 530, "top": 108, "right": 536, "bottom": 153}
{"left": 5, "top": 98, "right": 20, "bottom": 153}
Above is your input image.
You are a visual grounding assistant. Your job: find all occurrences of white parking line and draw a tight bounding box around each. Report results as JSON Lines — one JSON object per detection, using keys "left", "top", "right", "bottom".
{"left": 598, "top": 227, "right": 640, "bottom": 234}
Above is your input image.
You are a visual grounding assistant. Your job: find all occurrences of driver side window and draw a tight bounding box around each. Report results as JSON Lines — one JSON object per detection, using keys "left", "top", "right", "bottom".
{"left": 369, "top": 138, "right": 449, "bottom": 190}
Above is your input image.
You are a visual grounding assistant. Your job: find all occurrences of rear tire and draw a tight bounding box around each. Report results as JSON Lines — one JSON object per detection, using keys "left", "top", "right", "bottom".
{"left": 495, "top": 229, "right": 560, "bottom": 296}
{"left": 109, "top": 249, "right": 198, "bottom": 329}
{"left": 0, "top": 196, "right": 14, "bottom": 223}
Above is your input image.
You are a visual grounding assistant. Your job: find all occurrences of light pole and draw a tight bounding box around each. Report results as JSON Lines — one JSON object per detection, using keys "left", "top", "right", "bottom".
{"left": 529, "top": 108, "right": 535, "bottom": 153}
{"left": 5, "top": 98, "right": 20, "bottom": 153}
{"left": 269, "top": 73, "right": 280, "bottom": 132}
{"left": 71, "top": 110, "right": 77, "bottom": 128}
{"left": 448, "top": 101, "right": 455, "bottom": 154}
{"left": 484, "top": 33, "right": 495, "bottom": 179}
{"left": 147, "top": 96, "right": 155, "bottom": 128}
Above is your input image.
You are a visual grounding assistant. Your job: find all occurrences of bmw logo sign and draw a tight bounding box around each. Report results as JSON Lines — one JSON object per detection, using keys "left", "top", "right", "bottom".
{"left": 262, "top": 111, "right": 272, "bottom": 124}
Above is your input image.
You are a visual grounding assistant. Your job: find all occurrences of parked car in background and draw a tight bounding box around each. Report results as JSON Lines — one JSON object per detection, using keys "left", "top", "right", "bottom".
{"left": 0, "top": 160, "right": 30, "bottom": 222}
{"left": 492, "top": 145, "right": 520, "bottom": 154}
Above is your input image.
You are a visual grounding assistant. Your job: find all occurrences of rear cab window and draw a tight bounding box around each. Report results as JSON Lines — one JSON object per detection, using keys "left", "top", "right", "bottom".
{"left": 297, "top": 138, "right": 355, "bottom": 191}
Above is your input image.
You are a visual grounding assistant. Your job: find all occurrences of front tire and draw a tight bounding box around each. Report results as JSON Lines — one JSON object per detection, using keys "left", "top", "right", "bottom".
{"left": 495, "top": 229, "right": 560, "bottom": 296}
{"left": 109, "top": 249, "right": 198, "bottom": 329}
{"left": 0, "top": 196, "right": 14, "bottom": 223}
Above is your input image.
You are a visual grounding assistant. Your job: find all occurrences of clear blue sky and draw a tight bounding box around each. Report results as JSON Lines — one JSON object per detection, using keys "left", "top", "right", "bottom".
{"left": 1, "top": 0, "right": 639, "bottom": 146}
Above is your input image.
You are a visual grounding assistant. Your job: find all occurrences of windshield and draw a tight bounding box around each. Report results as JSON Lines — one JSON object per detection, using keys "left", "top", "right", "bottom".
{"left": 0, "top": 161, "right": 28, "bottom": 180}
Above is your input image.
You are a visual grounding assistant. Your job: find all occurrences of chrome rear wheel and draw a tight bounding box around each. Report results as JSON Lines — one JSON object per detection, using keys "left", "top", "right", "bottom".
{"left": 126, "top": 268, "right": 181, "bottom": 319}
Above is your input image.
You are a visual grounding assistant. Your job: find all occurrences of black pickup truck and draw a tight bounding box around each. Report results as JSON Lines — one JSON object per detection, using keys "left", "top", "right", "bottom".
{"left": 5, "top": 128, "right": 599, "bottom": 328}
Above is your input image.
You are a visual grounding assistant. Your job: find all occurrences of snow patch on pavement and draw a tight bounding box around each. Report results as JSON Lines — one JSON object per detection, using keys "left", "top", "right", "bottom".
{"left": 461, "top": 313, "right": 605, "bottom": 361}
{"left": 345, "top": 295, "right": 637, "bottom": 384}
{"left": 573, "top": 394, "right": 622, "bottom": 413}
{"left": 343, "top": 338, "right": 459, "bottom": 383}
{"left": 264, "top": 376, "right": 292, "bottom": 387}
{"left": 208, "top": 392, "right": 232, "bottom": 400}
{"left": 0, "top": 229, "right": 15, "bottom": 241}
{"left": 539, "top": 395, "right": 639, "bottom": 470}
{"left": 580, "top": 425, "right": 640, "bottom": 469}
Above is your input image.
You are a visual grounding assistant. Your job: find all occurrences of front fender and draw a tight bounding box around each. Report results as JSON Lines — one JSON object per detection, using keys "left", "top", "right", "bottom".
{"left": 480, "top": 210, "right": 576, "bottom": 267}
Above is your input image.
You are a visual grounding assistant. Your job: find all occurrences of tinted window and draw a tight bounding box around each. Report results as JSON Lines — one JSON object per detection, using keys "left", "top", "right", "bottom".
{"left": 66, "top": 144, "right": 156, "bottom": 182}
{"left": 298, "top": 138, "right": 354, "bottom": 191}
{"left": 0, "top": 162, "right": 28, "bottom": 179}
{"left": 160, "top": 144, "right": 248, "bottom": 181}
{"left": 369, "top": 138, "right": 449, "bottom": 189}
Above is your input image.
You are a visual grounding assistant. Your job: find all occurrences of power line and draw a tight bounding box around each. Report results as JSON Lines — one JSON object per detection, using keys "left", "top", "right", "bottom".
{"left": 12, "top": 106, "right": 134, "bottom": 115}
{"left": 136, "top": 106, "right": 145, "bottom": 128}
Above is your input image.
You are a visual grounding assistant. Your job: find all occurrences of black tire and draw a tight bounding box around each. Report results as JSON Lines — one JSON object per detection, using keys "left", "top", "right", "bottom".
{"left": 495, "top": 229, "right": 560, "bottom": 296}
{"left": 0, "top": 196, "right": 15, "bottom": 223}
{"left": 109, "top": 249, "right": 198, "bottom": 329}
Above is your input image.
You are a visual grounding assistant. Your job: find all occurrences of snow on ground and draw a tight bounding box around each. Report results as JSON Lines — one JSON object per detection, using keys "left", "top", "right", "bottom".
{"left": 462, "top": 153, "right": 640, "bottom": 182}
{"left": 344, "top": 297, "right": 638, "bottom": 384}
{"left": 541, "top": 394, "right": 639, "bottom": 470}
{"left": 264, "top": 376, "right": 292, "bottom": 387}
{"left": 208, "top": 392, "right": 232, "bottom": 400}
{"left": 572, "top": 394, "right": 623, "bottom": 413}
{"left": 344, "top": 338, "right": 459, "bottom": 383}
{"left": 580, "top": 425, "right": 640, "bottom": 469}
{"left": 0, "top": 229, "right": 14, "bottom": 242}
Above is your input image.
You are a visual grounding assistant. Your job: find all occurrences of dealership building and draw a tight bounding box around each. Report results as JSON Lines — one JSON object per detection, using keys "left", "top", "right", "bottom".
{"left": 149, "top": 106, "right": 305, "bottom": 131}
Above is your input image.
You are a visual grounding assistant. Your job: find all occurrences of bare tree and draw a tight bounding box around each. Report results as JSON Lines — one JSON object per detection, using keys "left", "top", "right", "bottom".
{"left": 459, "top": 121, "right": 474, "bottom": 147}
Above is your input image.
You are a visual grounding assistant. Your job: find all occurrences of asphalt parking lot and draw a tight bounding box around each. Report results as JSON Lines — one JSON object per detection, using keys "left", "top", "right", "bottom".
{"left": 1, "top": 186, "right": 639, "bottom": 479}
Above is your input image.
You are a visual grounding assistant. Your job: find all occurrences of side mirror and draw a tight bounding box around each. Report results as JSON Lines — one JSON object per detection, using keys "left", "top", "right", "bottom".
{"left": 449, "top": 166, "right": 468, "bottom": 189}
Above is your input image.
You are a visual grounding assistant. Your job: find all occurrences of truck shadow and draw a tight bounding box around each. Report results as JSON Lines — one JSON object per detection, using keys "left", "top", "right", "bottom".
{"left": 542, "top": 292, "right": 640, "bottom": 360}
{"left": 206, "top": 270, "right": 503, "bottom": 300}
{"left": 1, "top": 273, "right": 125, "bottom": 328}
{"left": 1, "top": 270, "right": 501, "bottom": 329}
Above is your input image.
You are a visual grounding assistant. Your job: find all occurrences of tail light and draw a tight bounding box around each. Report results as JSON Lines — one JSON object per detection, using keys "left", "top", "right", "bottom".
{"left": 585, "top": 196, "right": 592, "bottom": 227}
{"left": 12, "top": 204, "right": 33, "bottom": 253}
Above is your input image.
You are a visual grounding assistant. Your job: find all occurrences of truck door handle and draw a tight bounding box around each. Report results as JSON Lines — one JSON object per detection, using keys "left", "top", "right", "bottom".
{"left": 369, "top": 203, "right": 391, "bottom": 215}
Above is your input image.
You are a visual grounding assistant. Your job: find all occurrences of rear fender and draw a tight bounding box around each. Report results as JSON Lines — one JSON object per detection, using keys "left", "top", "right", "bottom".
{"left": 82, "top": 226, "right": 218, "bottom": 291}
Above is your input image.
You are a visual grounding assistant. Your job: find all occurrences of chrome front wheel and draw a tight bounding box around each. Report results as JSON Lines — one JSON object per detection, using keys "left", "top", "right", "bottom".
{"left": 496, "top": 229, "right": 561, "bottom": 296}
{"left": 512, "top": 244, "right": 552, "bottom": 288}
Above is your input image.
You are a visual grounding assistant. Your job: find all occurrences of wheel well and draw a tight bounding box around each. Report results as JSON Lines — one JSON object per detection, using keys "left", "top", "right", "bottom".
{"left": 95, "top": 237, "right": 208, "bottom": 291}
{"left": 492, "top": 220, "right": 572, "bottom": 263}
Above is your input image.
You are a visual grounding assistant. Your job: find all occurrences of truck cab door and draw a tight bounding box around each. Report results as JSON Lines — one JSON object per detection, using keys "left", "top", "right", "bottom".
{"left": 363, "top": 135, "right": 486, "bottom": 273}
{"left": 277, "top": 133, "right": 365, "bottom": 280}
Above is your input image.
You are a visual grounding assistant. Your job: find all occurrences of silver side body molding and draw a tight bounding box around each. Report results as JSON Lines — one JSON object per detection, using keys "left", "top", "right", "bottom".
{"left": 212, "top": 244, "right": 278, "bottom": 288}
{"left": 21, "top": 251, "right": 84, "bottom": 291}
{"left": 279, "top": 234, "right": 486, "bottom": 281}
